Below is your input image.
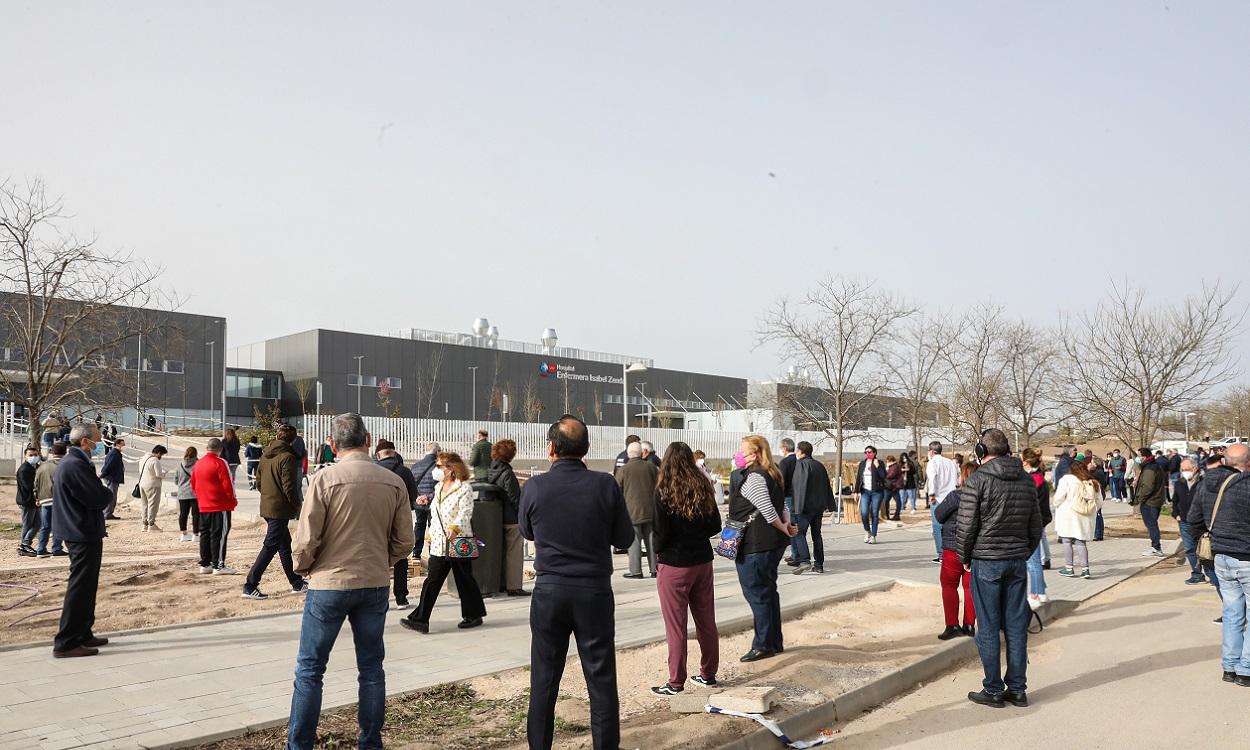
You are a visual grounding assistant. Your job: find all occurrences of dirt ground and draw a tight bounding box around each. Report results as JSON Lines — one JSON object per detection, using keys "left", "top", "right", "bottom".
{"left": 1099, "top": 502, "right": 1180, "bottom": 542}
{"left": 192, "top": 584, "right": 947, "bottom": 750}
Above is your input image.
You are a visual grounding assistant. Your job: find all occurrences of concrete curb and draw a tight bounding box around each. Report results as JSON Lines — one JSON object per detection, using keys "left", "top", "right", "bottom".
{"left": 717, "top": 555, "right": 1175, "bottom": 750}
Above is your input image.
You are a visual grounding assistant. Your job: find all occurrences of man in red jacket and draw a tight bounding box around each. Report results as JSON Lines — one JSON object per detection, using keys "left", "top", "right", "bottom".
{"left": 191, "top": 438, "right": 239, "bottom": 574}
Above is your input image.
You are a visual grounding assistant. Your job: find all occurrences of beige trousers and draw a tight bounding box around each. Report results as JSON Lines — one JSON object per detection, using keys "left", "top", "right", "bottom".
{"left": 503, "top": 523, "right": 524, "bottom": 591}
{"left": 140, "top": 484, "right": 162, "bottom": 525}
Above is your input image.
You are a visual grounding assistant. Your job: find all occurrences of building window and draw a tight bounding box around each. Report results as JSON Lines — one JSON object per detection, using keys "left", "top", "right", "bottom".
{"left": 385, "top": 377, "right": 402, "bottom": 389}
{"left": 164, "top": 360, "right": 185, "bottom": 374}
{"left": 226, "top": 372, "right": 280, "bottom": 399}
{"left": 349, "top": 374, "right": 379, "bottom": 388}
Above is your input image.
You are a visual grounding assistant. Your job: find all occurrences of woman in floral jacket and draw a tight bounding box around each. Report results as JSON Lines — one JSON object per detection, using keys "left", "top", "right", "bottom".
{"left": 402, "top": 451, "right": 487, "bottom": 633}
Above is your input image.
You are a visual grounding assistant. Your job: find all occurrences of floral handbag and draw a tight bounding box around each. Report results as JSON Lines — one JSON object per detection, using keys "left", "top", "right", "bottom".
{"left": 435, "top": 494, "right": 480, "bottom": 559}
{"left": 714, "top": 511, "right": 758, "bottom": 561}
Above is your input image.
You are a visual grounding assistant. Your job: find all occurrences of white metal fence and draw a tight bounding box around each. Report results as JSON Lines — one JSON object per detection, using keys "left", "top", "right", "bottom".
{"left": 299, "top": 414, "right": 940, "bottom": 462}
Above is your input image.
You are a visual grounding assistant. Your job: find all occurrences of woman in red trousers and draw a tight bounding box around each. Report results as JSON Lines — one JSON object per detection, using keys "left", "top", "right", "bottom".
{"left": 650, "top": 442, "right": 723, "bottom": 696}
{"left": 933, "top": 461, "right": 977, "bottom": 640}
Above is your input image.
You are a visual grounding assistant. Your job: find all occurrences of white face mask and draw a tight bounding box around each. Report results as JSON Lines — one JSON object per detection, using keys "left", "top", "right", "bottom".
{"left": 1181, "top": 470, "right": 1194, "bottom": 481}
{"left": 695, "top": 458, "right": 705, "bottom": 467}
{"left": 432, "top": 467, "right": 446, "bottom": 482}
{"left": 26, "top": 455, "right": 40, "bottom": 465}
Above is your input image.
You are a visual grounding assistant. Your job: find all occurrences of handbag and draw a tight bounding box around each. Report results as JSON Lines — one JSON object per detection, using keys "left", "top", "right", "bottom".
{"left": 714, "top": 511, "right": 758, "bottom": 561}
{"left": 130, "top": 457, "right": 150, "bottom": 498}
{"left": 435, "top": 486, "right": 480, "bottom": 559}
{"left": 1197, "top": 475, "right": 1239, "bottom": 563}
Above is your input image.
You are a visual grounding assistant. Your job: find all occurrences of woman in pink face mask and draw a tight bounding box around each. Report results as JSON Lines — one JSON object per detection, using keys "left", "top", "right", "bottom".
{"left": 855, "top": 446, "right": 887, "bottom": 543}
{"left": 726, "top": 436, "right": 798, "bottom": 663}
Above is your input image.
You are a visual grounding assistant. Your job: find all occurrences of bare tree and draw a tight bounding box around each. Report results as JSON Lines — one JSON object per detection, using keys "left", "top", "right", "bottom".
{"left": 1061, "top": 281, "right": 1241, "bottom": 449}
{"left": 592, "top": 390, "right": 603, "bottom": 424}
{"left": 1203, "top": 384, "right": 1250, "bottom": 440}
{"left": 758, "top": 277, "right": 915, "bottom": 487}
{"left": 885, "top": 313, "right": 951, "bottom": 454}
{"left": 292, "top": 378, "right": 315, "bottom": 416}
{"left": 521, "top": 377, "right": 544, "bottom": 422}
{"left": 943, "top": 302, "right": 1008, "bottom": 443}
{"left": 995, "top": 320, "right": 1065, "bottom": 448}
{"left": 0, "top": 179, "right": 175, "bottom": 442}
{"left": 486, "top": 353, "right": 502, "bottom": 420}
{"left": 412, "top": 344, "right": 446, "bottom": 420}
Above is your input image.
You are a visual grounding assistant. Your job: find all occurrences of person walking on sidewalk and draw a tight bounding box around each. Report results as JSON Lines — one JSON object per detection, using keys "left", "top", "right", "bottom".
{"left": 51, "top": 424, "right": 112, "bottom": 658}
{"left": 373, "top": 439, "right": 417, "bottom": 608}
{"left": 34, "top": 442, "right": 67, "bottom": 558}
{"left": 192, "top": 439, "right": 239, "bottom": 575}
{"left": 855, "top": 446, "right": 887, "bottom": 544}
{"left": 172, "top": 447, "right": 201, "bottom": 543}
{"left": 618, "top": 441, "right": 659, "bottom": 579}
{"left": 99, "top": 436, "right": 126, "bottom": 520}
{"left": 221, "top": 427, "right": 242, "bottom": 485}
{"left": 1052, "top": 458, "right": 1102, "bottom": 580}
{"left": 1134, "top": 448, "right": 1168, "bottom": 557}
{"left": 16, "top": 444, "right": 41, "bottom": 556}
{"left": 409, "top": 442, "right": 438, "bottom": 562}
{"left": 926, "top": 441, "right": 959, "bottom": 563}
{"left": 789, "top": 441, "right": 832, "bottom": 574}
{"left": 956, "top": 428, "right": 1042, "bottom": 708}
{"left": 649, "top": 441, "right": 722, "bottom": 696}
{"left": 137, "top": 445, "right": 168, "bottom": 532}
{"left": 520, "top": 415, "right": 635, "bottom": 750}
{"left": 243, "top": 425, "right": 306, "bottom": 598}
{"left": 287, "top": 413, "right": 414, "bottom": 750}
{"left": 1173, "top": 459, "right": 1205, "bottom": 585}
{"left": 934, "top": 463, "right": 975, "bottom": 640}
{"left": 244, "top": 434, "right": 263, "bottom": 490}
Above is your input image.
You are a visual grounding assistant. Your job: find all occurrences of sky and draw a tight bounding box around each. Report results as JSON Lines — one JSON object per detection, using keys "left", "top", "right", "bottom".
{"left": 3, "top": 1, "right": 1248, "bottom": 381}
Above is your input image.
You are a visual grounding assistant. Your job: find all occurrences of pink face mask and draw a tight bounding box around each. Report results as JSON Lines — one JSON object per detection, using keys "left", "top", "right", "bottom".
{"left": 733, "top": 451, "right": 748, "bottom": 469}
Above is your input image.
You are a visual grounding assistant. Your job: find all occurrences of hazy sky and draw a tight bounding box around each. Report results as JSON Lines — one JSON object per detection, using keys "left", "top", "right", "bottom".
{"left": 4, "top": 1, "right": 1248, "bottom": 380}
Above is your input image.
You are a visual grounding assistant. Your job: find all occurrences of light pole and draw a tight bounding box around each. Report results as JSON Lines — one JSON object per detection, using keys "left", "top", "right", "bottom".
{"left": 353, "top": 355, "right": 365, "bottom": 414}
{"left": 206, "top": 340, "right": 215, "bottom": 433}
{"left": 1184, "top": 412, "right": 1196, "bottom": 446}
{"left": 468, "top": 366, "right": 479, "bottom": 421}
{"left": 621, "top": 362, "right": 647, "bottom": 440}
{"left": 136, "top": 333, "right": 143, "bottom": 426}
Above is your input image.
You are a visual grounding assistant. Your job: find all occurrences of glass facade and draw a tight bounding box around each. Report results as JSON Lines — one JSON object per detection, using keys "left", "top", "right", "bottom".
{"left": 226, "top": 371, "right": 280, "bottom": 399}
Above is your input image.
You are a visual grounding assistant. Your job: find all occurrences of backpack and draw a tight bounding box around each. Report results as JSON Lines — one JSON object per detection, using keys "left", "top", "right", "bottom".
{"left": 1070, "top": 479, "right": 1099, "bottom": 516}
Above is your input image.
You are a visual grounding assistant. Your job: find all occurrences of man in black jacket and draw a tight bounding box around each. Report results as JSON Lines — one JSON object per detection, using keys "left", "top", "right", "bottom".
{"left": 51, "top": 424, "right": 113, "bottom": 658}
{"left": 778, "top": 438, "right": 797, "bottom": 560}
{"left": 1173, "top": 458, "right": 1205, "bottom": 584}
{"left": 520, "top": 415, "right": 634, "bottom": 750}
{"left": 409, "top": 442, "right": 438, "bottom": 561}
{"left": 790, "top": 442, "right": 833, "bottom": 574}
{"left": 375, "top": 440, "right": 417, "bottom": 608}
{"left": 956, "top": 429, "right": 1042, "bottom": 708}
{"left": 16, "top": 444, "right": 41, "bottom": 555}
{"left": 99, "top": 436, "right": 126, "bottom": 520}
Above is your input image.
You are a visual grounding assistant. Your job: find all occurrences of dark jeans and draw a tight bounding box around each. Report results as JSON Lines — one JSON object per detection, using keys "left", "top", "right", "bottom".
{"left": 1177, "top": 520, "right": 1199, "bottom": 573}
{"left": 19, "top": 504, "right": 39, "bottom": 546}
{"left": 393, "top": 559, "right": 409, "bottom": 601}
{"left": 886, "top": 488, "right": 903, "bottom": 519}
{"left": 54, "top": 540, "right": 103, "bottom": 652}
{"left": 36, "top": 505, "right": 63, "bottom": 554}
{"left": 969, "top": 558, "right": 1031, "bottom": 695}
{"left": 859, "top": 491, "right": 884, "bottom": 536}
{"left": 178, "top": 498, "right": 200, "bottom": 534}
{"left": 199, "top": 511, "right": 232, "bottom": 569}
{"left": 246, "top": 460, "right": 259, "bottom": 486}
{"left": 1140, "top": 505, "right": 1162, "bottom": 550}
{"left": 406, "top": 555, "right": 486, "bottom": 625}
{"left": 1110, "top": 475, "right": 1126, "bottom": 499}
{"left": 286, "top": 586, "right": 389, "bottom": 750}
{"left": 528, "top": 582, "right": 619, "bottom": 750}
{"left": 1095, "top": 509, "right": 1104, "bottom": 540}
{"left": 246, "top": 518, "right": 302, "bottom": 592}
{"left": 412, "top": 510, "right": 429, "bottom": 558}
{"left": 735, "top": 547, "right": 785, "bottom": 652}
{"left": 792, "top": 510, "right": 824, "bottom": 565}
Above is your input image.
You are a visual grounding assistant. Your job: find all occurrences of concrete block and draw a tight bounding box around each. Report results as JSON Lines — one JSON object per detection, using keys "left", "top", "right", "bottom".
{"left": 669, "top": 690, "right": 723, "bottom": 713}
{"left": 713, "top": 686, "right": 777, "bottom": 714}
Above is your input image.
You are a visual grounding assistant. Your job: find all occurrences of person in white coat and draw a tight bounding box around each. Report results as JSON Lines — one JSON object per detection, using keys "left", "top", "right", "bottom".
{"left": 138, "top": 445, "right": 169, "bottom": 532}
{"left": 1052, "top": 459, "right": 1103, "bottom": 580}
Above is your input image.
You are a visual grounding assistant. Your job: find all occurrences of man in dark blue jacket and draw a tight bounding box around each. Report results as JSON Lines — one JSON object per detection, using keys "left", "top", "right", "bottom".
{"left": 408, "top": 441, "right": 438, "bottom": 561}
{"left": 52, "top": 424, "right": 113, "bottom": 658}
{"left": 520, "top": 415, "right": 634, "bottom": 750}
{"left": 98, "top": 436, "right": 126, "bottom": 520}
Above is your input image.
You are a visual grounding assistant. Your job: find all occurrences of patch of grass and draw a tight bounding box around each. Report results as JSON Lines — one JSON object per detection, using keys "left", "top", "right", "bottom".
{"left": 0, "top": 521, "right": 21, "bottom": 540}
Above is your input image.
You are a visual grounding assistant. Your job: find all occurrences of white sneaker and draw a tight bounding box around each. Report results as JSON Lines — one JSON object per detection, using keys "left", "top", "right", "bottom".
{"left": 198, "top": 566, "right": 213, "bottom": 574}
{"left": 864, "top": 533, "right": 871, "bottom": 543}
{"left": 148, "top": 524, "right": 162, "bottom": 532}
{"left": 212, "top": 566, "right": 239, "bottom": 575}
{"left": 178, "top": 533, "right": 191, "bottom": 542}
{"left": 1028, "top": 595, "right": 1042, "bottom": 611}
{"left": 1038, "top": 594, "right": 1048, "bottom": 603}
{"left": 1141, "top": 549, "right": 1162, "bottom": 557}
{"left": 868, "top": 536, "right": 877, "bottom": 544}
{"left": 240, "top": 588, "right": 268, "bottom": 600}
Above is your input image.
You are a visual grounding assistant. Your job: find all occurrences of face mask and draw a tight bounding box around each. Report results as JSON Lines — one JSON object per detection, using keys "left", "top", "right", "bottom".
{"left": 732, "top": 452, "right": 747, "bottom": 469}
{"left": 1135, "top": 457, "right": 1142, "bottom": 464}
{"left": 432, "top": 467, "right": 446, "bottom": 482}
{"left": 1181, "top": 470, "right": 1194, "bottom": 480}
{"left": 695, "top": 458, "right": 705, "bottom": 467}
{"left": 26, "top": 455, "right": 39, "bottom": 465}
{"left": 865, "top": 452, "right": 875, "bottom": 460}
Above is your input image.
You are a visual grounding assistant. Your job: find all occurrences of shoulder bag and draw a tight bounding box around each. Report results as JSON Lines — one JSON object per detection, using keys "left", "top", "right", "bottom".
{"left": 714, "top": 511, "right": 758, "bottom": 561}
{"left": 130, "top": 456, "right": 151, "bottom": 498}
{"left": 436, "top": 485, "right": 480, "bottom": 559}
{"left": 1197, "top": 475, "right": 1240, "bottom": 562}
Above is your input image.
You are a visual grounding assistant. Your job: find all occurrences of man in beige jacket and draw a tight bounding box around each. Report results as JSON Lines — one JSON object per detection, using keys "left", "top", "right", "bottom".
{"left": 287, "top": 413, "right": 414, "bottom": 750}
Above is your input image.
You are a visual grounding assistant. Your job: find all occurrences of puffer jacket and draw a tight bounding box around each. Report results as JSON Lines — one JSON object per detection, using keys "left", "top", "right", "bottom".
{"left": 934, "top": 487, "right": 962, "bottom": 552}
{"left": 1188, "top": 466, "right": 1250, "bottom": 559}
{"left": 955, "top": 455, "right": 1043, "bottom": 563}
{"left": 486, "top": 460, "right": 522, "bottom": 524}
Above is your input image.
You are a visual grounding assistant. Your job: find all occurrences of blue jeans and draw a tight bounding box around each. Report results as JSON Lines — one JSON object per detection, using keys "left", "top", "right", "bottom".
{"left": 37, "top": 506, "right": 63, "bottom": 554}
{"left": 1110, "top": 475, "right": 1125, "bottom": 499}
{"left": 859, "top": 491, "right": 884, "bottom": 536}
{"left": 1177, "top": 521, "right": 1199, "bottom": 573}
{"left": 735, "top": 547, "right": 784, "bottom": 652}
{"left": 1214, "top": 555, "right": 1250, "bottom": 675}
{"left": 784, "top": 497, "right": 797, "bottom": 558}
{"left": 902, "top": 488, "right": 918, "bottom": 512}
{"left": 1026, "top": 544, "right": 1046, "bottom": 596}
{"left": 970, "top": 558, "right": 1031, "bottom": 695}
{"left": 931, "top": 504, "right": 943, "bottom": 556}
{"left": 792, "top": 511, "right": 824, "bottom": 565}
{"left": 287, "top": 587, "right": 389, "bottom": 750}
{"left": 1140, "top": 505, "right": 1162, "bottom": 550}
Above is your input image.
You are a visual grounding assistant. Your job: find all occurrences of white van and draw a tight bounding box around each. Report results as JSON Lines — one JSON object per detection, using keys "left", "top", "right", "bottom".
{"left": 1211, "top": 436, "right": 1249, "bottom": 447}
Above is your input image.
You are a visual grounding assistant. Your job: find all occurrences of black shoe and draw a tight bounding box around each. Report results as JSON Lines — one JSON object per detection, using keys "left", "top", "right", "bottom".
{"left": 53, "top": 646, "right": 99, "bottom": 658}
{"left": 82, "top": 636, "right": 109, "bottom": 648}
{"left": 739, "top": 648, "right": 775, "bottom": 663}
{"left": 1003, "top": 691, "right": 1028, "bottom": 707}
{"left": 105, "top": 515, "right": 121, "bottom": 520}
{"left": 17, "top": 546, "right": 36, "bottom": 557}
{"left": 786, "top": 559, "right": 801, "bottom": 567}
{"left": 1215, "top": 616, "right": 1224, "bottom": 623}
{"left": 967, "top": 690, "right": 1005, "bottom": 708}
{"left": 691, "top": 675, "right": 718, "bottom": 687}
{"left": 1224, "top": 671, "right": 1237, "bottom": 683}
{"left": 961, "top": 625, "right": 976, "bottom": 638}
{"left": 1237, "top": 675, "right": 1250, "bottom": 688}
{"left": 1093, "top": 537, "right": 1103, "bottom": 541}
{"left": 1185, "top": 574, "right": 1206, "bottom": 585}
{"left": 506, "top": 589, "right": 531, "bottom": 597}
{"left": 651, "top": 571, "right": 657, "bottom": 578}
{"left": 1042, "top": 560, "right": 1051, "bottom": 570}
{"left": 651, "top": 684, "right": 683, "bottom": 696}
{"left": 931, "top": 557, "right": 942, "bottom": 564}
{"left": 458, "top": 617, "right": 483, "bottom": 630}
{"left": 775, "top": 645, "right": 784, "bottom": 654}
{"left": 623, "top": 573, "right": 644, "bottom": 579}
{"left": 399, "top": 618, "right": 428, "bottom": 634}
{"left": 394, "top": 597, "right": 409, "bottom": 608}
{"left": 812, "top": 565, "right": 824, "bottom": 574}
{"left": 938, "top": 626, "right": 961, "bottom": 641}
{"left": 52, "top": 550, "right": 68, "bottom": 557}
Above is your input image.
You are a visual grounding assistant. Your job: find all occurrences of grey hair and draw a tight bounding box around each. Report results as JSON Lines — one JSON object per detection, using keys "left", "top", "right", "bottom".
{"left": 206, "top": 438, "right": 223, "bottom": 453}
{"left": 427, "top": 441, "right": 441, "bottom": 454}
{"left": 928, "top": 441, "right": 943, "bottom": 454}
{"left": 1180, "top": 458, "right": 1197, "bottom": 471}
{"left": 332, "top": 413, "right": 369, "bottom": 451}
{"left": 781, "top": 437, "right": 796, "bottom": 452}
{"left": 68, "top": 424, "right": 98, "bottom": 445}
{"left": 627, "top": 442, "right": 642, "bottom": 458}
{"left": 641, "top": 441, "right": 655, "bottom": 454}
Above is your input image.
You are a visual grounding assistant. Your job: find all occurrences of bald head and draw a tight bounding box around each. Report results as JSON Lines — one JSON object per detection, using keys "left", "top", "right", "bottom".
{"left": 1226, "top": 443, "right": 1250, "bottom": 470}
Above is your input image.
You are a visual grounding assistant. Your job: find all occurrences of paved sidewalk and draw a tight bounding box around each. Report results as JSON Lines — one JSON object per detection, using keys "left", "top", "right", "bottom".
{"left": 0, "top": 503, "right": 1174, "bottom": 749}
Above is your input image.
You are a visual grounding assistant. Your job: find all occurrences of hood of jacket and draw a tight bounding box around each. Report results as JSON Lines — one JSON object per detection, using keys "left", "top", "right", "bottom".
{"left": 1202, "top": 464, "right": 1237, "bottom": 493}
{"left": 263, "top": 439, "right": 296, "bottom": 459}
{"left": 376, "top": 454, "right": 405, "bottom": 473}
{"left": 979, "top": 455, "right": 1026, "bottom": 482}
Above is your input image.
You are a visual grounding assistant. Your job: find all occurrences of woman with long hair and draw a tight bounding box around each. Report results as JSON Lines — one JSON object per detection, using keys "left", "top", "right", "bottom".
{"left": 402, "top": 452, "right": 487, "bottom": 633}
{"left": 486, "top": 439, "right": 527, "bottom": 597}
{"left": 933, "top": 461, "right": 977, "bottom": 639}
{"left": 221, "top": 428, "right": 242, "bottom": 484}
{"left": 854, "top": 445, "right": 887, "bottom": 543}
{"left": 729, "top": 435, "right": 797, "bottom": 662}
{"left": 650, "top": 442, "right": 723, "bottom": 695}
{"left": 885, "top": 455, "right": 904, "bottom": 521}
{"left": 1021, "top": 449, "right": 1052, "bottom": 609}
{"left": 173, "top": 446, "right": 201, "bottom": 543}
{"left": 1053, "top": 457, "right": 1103, "bottom": 580}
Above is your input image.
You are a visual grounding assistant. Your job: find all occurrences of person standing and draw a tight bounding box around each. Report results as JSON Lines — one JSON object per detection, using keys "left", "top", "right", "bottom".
{"left": 641, "top": 440, "right": 661, "bottom": 468}
{"left": 373, "top": 439, "right": 417, "bottom": 608}
{"left": 1191, "top": 451, "right": 1235, "bottom": 615}
{"left": 137, "top": 445, "right": 168, "bottom": 532}
{"left": 1021, "top": 449, "right": 1051, "bottom": 609}
{"left": 1134, "top": 448, "right": 1168, "bottom": 557}
{"left": 192, "top": 438, "right": 239, "bottom": 575}
{"left": 926, "top": 441, "right": 959, "bottom": 564}
{"left": 409, "top": 442, "right": 438, "bottom": 562}
{"left": 1052, "top": 458, "right": 1102, "bottom": 580}
{"left": 287, "top": 413, "right": 414, "bottom": 750}
{"left": 956, "top": 428, "right": 1042, "bottom": 708}
{"left": 1124, "top": 448, "right": 1140, "bottom": 506}
{"left": 934, "top": 463, "right": 975, "bottom": 640}
{"left": 855, "top": 446, "right": 887, "bottom": 544}
{"left": 900, "top": 453, "right": 919, "bottom": 514}
{"left": 485, "top": 439, "right": 527, "bottom": 596}
{"left": 99, "top": 436, "right": 126, "bottom": 520}
{"left": 243, "top": 425, "right": 306, "bottom": 598}
{"left": 34, "top": 443, "right": 67, "bottom": 558}
{"left": 1173, "top": 459, "right": 1205, "bottom": 584}
{"left": 468, "top": 429, "right": 492, "bottom": 480}
{"left": 614, "top": 434, "right": 641, "bottom": 475}
{"left": 16, "top": 445, "right": 40, "bottom": 556}
{"left": 1052, "top": 447, "right": 1074, "bottom": 487}
{"left": 172, "top": 447, "right": 201, "bottom": 543}
{"left": 520, "top": 415, "right": 634, "bottom": 750}
{"left": 1108, "top": 449, "right": 1127, "bottom": 502}
{"left": 885, "top": 455, "right": 904, "bottom": 521}
{"left": 617, "top": 441, "right": 659, "bottom": 579}
{"left": 221, "top": 427, "right": 242, "bottom": 485}
{"left": 649, "top": 442, "right": 722, "bottom": 696}
{"left": 244, "top": 434, "right": 263, "bottom": 490}
{"left": 789, "top": 441, "right": 833, "bottom": 574}
{"left": 1088, "top": 453, "right": 1108, "bottom": 542}
{"left": 401, "top": 452, "right": 487, "bottom": 632}
{"left": 51, "top": 424, "right": 112, "bottom": 658}
{"left": 778, "top": 438, "right": 797, "bottom": 560}
{"left": 290, "top": 430, "right": 309, "bottom": 486}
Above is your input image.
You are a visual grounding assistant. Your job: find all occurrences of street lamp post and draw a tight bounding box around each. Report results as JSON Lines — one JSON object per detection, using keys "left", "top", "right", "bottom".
{"left": 1184, "top": 412, "right": 1197, "bottom": 446}
{"left": 621, "top": 362, "right": 647, "bottom": 441}
{"left": 353, "top": 355, "right": 365, "bottom": 414}
{"left": 206, "top": 340, "right": 215, "bottom": 433}
{"left": 468, "top": 366, "right": 479, "bottom": 421}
